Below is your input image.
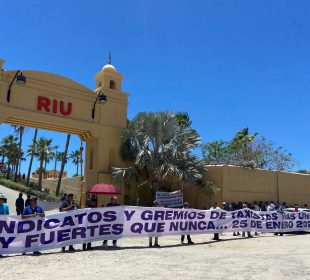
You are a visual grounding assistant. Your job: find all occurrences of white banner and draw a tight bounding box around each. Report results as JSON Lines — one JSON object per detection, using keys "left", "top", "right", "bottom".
{"left": 156, "top": 190, "right": 183, "bottom": 207}
{"left": 1, "top": 206, "right": 310, "bottom": 254}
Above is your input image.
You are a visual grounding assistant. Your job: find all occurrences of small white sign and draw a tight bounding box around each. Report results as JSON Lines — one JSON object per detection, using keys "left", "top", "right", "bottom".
{"left": 156, "top": 190, "right": 183, "bottom": 208}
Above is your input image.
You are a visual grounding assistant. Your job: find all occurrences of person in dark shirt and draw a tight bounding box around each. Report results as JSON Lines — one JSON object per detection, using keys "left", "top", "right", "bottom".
{"left": 15, "top": 192, "right": 24, "bottom": 215}
{"left": 103, "top": 196, "right": 120, "bottom": 248}
{"left": 181, "top": 202, "right": 194, "bottom": 245}
{"left": 60, "top": 193, "right": 78, "bottom": 252}
{"left": 25, "top": 194, "right": 31, "bottom": 208}
{"left": 149, "top": 200, "right": 160, "bottom": 247}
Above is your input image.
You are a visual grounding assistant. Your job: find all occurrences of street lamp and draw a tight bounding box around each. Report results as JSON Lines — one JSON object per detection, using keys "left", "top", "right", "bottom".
{"left": 7, "top": 70, "right": 27, "bottom": 103}
{"left": 92, "top": 91, "right": 107, "bottom": 119}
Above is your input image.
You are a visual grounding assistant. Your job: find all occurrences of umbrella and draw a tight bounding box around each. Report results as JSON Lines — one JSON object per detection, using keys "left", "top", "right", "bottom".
{"left": 88, "top": 184, "right": 121, "bottom": 195}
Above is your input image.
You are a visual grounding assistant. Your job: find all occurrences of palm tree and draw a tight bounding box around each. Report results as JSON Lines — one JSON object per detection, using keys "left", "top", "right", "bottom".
{"left": 69, "top": 150, "right": 81, "bottom": 176}
{"left": 52, "top": 151, "right": 68, "bottom": 178}
{"left": 56, "top": 134, "right": 71, "bottom": 196}
{"left": 26, "top": 128, "right": 38, "bottom": 186}
{"left": 175, "top": 112, "right": 192, "bottom": 128}
{"left": 52, "top": 146, "right": 59, "bottom": 178}
{"left": 0, "top": 145, "right": 5, "bottom": 163}
{"left": 12, "top": 125, "right": 26, "bottom": 181}
{"left": 112, "top": 112, "right": 207, "bottom": 200}
{"left": 1, "top": 135, "right": 19, "bottom": 179}
{"left": 30, "top": 137, "right": 55, "bottom": 189}
{"left": 43, "top": 148, "right": 54, "bottom": 178}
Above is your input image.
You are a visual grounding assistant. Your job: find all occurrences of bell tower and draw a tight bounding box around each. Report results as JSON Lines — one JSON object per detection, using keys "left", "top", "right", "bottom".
{"left": 95, "top": 52, "right": 123, "bottom": 92}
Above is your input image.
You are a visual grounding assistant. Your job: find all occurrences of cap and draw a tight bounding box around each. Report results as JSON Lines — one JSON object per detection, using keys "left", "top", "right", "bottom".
{"left": 0, "top": 194, "right": 5, "bottom": 199}
{"left": 184, "top": 202, "right": 190, "bottom": 207}
{"left": 222, "top": 202, "right": 226, "bottom": 205}
{"left": 153, "top": 200, "right": 159, "bottom": 205}
{"left": 30, "top": 196, "right": 38, "bottom": 201}
{"left": 111, "top": 196, "right": 118, "bottom": 200}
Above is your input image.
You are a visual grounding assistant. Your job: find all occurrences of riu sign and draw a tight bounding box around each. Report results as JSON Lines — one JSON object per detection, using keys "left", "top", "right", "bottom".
{"left": 37, "top": 96, "right": 72, "bottom": 116}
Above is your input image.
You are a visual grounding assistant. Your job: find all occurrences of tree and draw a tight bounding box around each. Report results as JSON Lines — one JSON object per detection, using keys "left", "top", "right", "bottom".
{"left": 12, "top": 125, "right": 25, "bottom": 181}
{"left": 69, "top": 150, "right": 81, "bottom": 176}
{"left": 1, "top": 135, "right": 19, "bottom": 179}
{"left": 202, "top": 128, "right": 295, "bottom": 171}
{"left": 55, "top": 134, "right": 71, "bottom": 196}
{"left": 202, "top": 140, "right": 229, "bottom": 165}
{"left": 26, "top": 128, "right": 38, "bottom": 186}
{"left": 53, "top": 147, "right": 65, "bottom": 179}
{"left": 175, "top": 112, "right": 192, "bottom": 128}
{"left": 0, "top": 145, "right": 5, "bottom": 163}
{"left": 112, "top": 112, "right": 208, "bottom": 199}
{"left": 29, "top": 137, "right": 55, "bottom": 189}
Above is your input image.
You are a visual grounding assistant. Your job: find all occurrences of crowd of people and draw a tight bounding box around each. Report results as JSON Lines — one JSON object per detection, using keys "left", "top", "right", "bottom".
{"left": 0, "top": 191, "right": 308, "bottom": 257}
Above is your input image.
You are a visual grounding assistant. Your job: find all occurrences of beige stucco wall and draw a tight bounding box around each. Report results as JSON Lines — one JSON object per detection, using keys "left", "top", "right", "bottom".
{"left": 30, "top": 177, "right": 81, "bottom": 198}
{"left": 204, "top": 165, "right": 310, "bottom": 207}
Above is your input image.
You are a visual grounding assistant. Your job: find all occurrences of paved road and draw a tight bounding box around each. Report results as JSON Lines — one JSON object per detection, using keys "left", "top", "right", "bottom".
{"left": 0, "top": 184, "right": 59, "bottom": 214}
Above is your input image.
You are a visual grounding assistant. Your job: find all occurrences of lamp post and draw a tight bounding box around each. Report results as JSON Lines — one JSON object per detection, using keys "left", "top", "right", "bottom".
{"left": 7, "top": 70, "right": 27, "bottom": 103}
{"left": 91, "top": 91, "right": 107, "bottom": 119}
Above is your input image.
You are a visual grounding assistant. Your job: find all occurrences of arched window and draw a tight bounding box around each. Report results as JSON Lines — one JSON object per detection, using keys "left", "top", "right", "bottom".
{"left": 110, "top": 80, "right": 116, "bottom": 89}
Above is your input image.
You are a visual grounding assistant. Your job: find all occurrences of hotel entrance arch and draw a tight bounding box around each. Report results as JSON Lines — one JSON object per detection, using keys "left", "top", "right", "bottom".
{"left": 0, "top": 59, "right": 129, "bottom": 205}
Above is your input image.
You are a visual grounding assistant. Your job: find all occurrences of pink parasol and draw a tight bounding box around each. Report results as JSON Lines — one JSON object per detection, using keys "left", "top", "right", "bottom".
{"left": 88, "top": 184, "right": 121, "bottom": 195}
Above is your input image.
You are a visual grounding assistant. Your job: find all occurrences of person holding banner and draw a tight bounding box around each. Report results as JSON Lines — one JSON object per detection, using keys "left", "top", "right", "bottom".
{"left": 181, "top": 202, "right": 194, "bottom": 245}
{"left": 60, "top": 193, "right": 79, "bottom": 252}
{"left": 149, "top": 200, "right": 160, "bottom": 247}
{"left": 0, "top": 194, "right": 9, "bottom": 215}
{"left": 0, "top": 194, "right": 9, "bottom": 257}
{"left": 21, "top": 196, "right": 45, "bottom": 255}
{"left": 241, "top": 203, "right": 253, "bottom": 238}
{"left": 210, "top": 202, "right": 220, "bottom": 241}
{"left": 103, "top": 196, "right": 120, "bottom": 248}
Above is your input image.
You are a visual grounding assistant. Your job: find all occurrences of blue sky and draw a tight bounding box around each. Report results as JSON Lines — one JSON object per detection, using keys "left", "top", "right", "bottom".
{"left": 1, "top": 0, "right": 310, "bottom": 175}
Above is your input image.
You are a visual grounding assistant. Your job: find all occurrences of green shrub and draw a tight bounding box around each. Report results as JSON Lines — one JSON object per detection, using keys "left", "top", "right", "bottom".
{"left": 0, "top": 177, "right": 59, "bottom": 202}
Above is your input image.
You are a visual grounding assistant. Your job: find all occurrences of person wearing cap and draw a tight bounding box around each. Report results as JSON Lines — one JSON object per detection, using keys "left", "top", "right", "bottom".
{"left": 103, "top": 196, "right": 120, "bottom": 248}
{"left": 0, "top": 194, "right": 9, "bottom": 257}
{"left": 149, "top": 200, "right": 160, "bottom": 247}
{"left": 60, "top": 193, "right": 79, "bottom": 252}
{"left": 181, "top": 202, "right": 194, "bottom": 245}
{"left": 0, "top": 194, "right": 9, "bottom": 215}
{"left": 22, "top": 196, "right": 45, "bottom": 255}
{"left": 22, "top": 196, "right": 45, "bottom": 218}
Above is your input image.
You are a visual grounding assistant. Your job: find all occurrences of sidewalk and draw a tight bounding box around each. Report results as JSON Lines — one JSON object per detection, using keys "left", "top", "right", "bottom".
{"left": 0, "top": 184, "right": 59, "bottom": 214}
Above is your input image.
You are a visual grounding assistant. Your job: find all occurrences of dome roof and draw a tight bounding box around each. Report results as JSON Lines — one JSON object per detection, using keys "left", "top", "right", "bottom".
{"left": 102, "top": 64, "right": 116, "bottom": 72}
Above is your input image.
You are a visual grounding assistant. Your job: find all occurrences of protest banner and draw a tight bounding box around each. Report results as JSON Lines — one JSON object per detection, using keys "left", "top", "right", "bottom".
{"left": 1, "top": 206, "right": 310, "bottom": 254}
{"left": 156, "top": 190, "right": 183, "bottom": 207}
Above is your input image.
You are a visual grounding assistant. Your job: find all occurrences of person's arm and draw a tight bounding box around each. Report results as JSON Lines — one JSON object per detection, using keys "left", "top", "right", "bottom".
{"left": 36, "top": 207, "right": 45, "bottom": 217}
{"left": 60, "top": 202, "right": 74, "bottom": 212}
{"left": 22, "top": 213, "right": 36, "bottom": 219}
{"left": 21, "top": 208, "right": 36, "bottom": 219}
